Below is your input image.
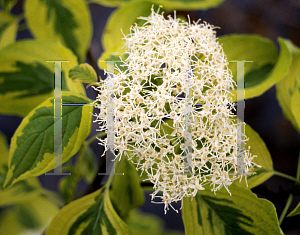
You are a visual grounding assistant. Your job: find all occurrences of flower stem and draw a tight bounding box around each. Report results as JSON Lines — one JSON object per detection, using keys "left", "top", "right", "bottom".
{"left": 279, "top": 194, "right": 293, "bottom": 225}
{"left": 85, "top": 131, "right": 106, "bottom": 146}
{"left": 18, "top": 23, "right": 28, "bottom": 32}
{"left": 41, "top": 189, "right": 64, "bottom": 207}
{"left": 296, "top": 151, "right": 300, "bottom": 183}
{"left": 270, "top": 170, "right": 300, "bottom": 184}
{"left": 17, "top": 13, "right": 25, "bottom": 21}
{"left": 278, "top": 151, "right": 300, "bottom": 225}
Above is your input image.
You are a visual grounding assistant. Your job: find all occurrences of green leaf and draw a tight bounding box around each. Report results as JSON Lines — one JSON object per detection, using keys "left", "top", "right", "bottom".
{"left": 91, "top": 0, "right": 225, "bottom": 10}
{"left": 0, "top": 131, "right": 44, "bottom": 206}
{"left": 0, "top": 39, "right": 85, "bottom": 116}
{"left": 126, "top": 209, "right": 185, "bottom": 235}
{"left": 0, "top": 130, "right": 9, "bottom": 166}
{"left": 59, "top": 174, "right": 79, "bottom": 204}
{"left": 0, "top": 0, "right": 18, "bottom": 12}
{"left": 126, "top": 209, "right": 164, "bottom": 235}
{"left": 288, "top": 202, "right": 300, "bottom": 217}
{"left": 69, "top": 63, "right": 98, "bottom": 83}
{"left": 0, "top": 11, "right": 18, "bottom": 50}
{"left": 45, "top": 188, "right": 132, "bottom": 235}
{"left": 100, "top": 0, "right": 154, "bottom": 61}
{"left": 161, "top": 119, "right": 175, "bottom": 137}
{"left": 236, "top": 123, "right": 274, "bottom": 189}
{"left": 59, "top": 144, "right": 97, "bottom": 203}
{"left": 290, "top": 87, "right": 300, "bottom": 131}
{"left": 24, "top": 0, "right": 92, "bottom": 62}
{"left": 182, "top": 184, "right": 283, "bottom": 235}
{"left": 13, "top": 205, "right": 41, "bottom": 229}
{"left": 110, "top": 157, "right": 145, "bottom": 219}
{"left": 3, "top": 91, "right": 93, "bottom": 188}
{"left": 89, "top": 0, "right": 130, "bottom": 7}
{"left": 77, "top": 144, "right": 98, "bottom": 182}
{"left": 150, "top": 0, "right": 225, "bottom": 11}
{"left": 0, "top": 194, "right": 59, "bottom": 235}
{"left": 276, "top": 39, "right": 300, "bottom": 132}
{"left": 0, "top": 177, "right": 42, "bottom": 206}
{"left": 219, "top": 35, "right": 291, "bottom": 100}
{"left": 98, "top": 51, "right": 129, "bottom": 73}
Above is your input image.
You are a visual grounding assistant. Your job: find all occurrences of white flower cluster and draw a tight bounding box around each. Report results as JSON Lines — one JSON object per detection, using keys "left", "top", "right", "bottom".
{"left": 93, "top": 8, "right": 258, "bottom": 213}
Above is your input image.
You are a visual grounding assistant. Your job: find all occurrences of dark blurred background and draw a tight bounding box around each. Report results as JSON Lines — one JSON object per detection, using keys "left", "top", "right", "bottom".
{"left": 1, "top": 0, "right": 300, "bottom": 234}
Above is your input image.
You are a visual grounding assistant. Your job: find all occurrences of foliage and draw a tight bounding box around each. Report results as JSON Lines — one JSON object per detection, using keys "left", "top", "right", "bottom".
{"left": 0, "top": 0, "right": 300, "bottom": 234}
{"left": 182, "top": 184, "right": 283, "bottom": 235}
